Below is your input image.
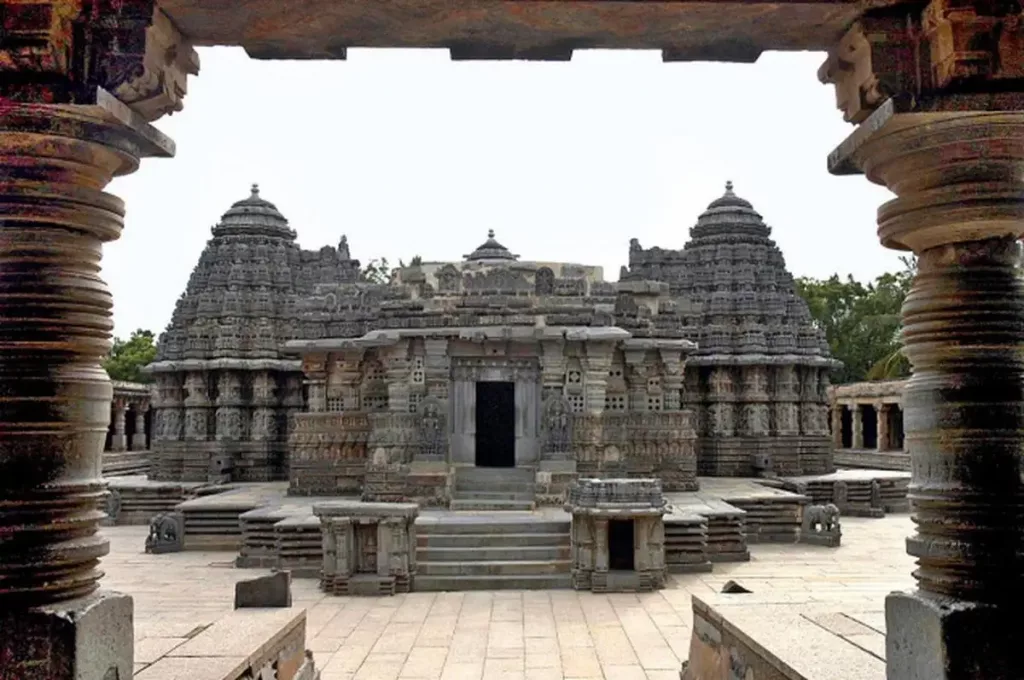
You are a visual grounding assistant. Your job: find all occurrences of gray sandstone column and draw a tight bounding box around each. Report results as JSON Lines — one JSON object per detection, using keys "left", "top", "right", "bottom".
{"left": 831, "top": 405, "right": 843, "bottom": 449}
{"left": 851, "top": 405, "right": 864, "bottom": 449}
{"left": 840, "top": 108, "right": 1024, "bottom": 680}
{"left": 875, "top": 401, "right": 889, "bottom": 452}
{"left": 111, "top": 400, "right": 128, "bottom": 452}
{"left": 132, "top": 406, "right": 148, "bottom": 450}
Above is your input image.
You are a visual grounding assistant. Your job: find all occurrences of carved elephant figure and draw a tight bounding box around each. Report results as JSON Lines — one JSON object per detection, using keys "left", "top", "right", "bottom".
{"left": 802, "top": 503, "right": 841, "bottom": 534}
{"left": 145, "top": 512, "right": 184, "bottom": 554}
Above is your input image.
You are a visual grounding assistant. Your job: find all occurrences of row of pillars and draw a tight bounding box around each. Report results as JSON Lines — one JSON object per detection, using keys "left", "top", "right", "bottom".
{"left": 107, "top": 399, "right": 152, "bottom": 453}
{"left": 831, "top": 402, "right": 906, "bottom": 452}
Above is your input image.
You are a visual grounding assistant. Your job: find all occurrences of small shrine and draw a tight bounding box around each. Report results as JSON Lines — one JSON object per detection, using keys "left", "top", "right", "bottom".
{"left": 565, "top": 478, "right": 668, "bottom": 593}
{"left": 314, "top": 501, "right": 419, "bottom": 596}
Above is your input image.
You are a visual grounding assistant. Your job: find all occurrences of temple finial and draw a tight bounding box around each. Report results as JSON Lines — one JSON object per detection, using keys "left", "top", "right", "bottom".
{"left": 725, "top": 180, "right": 734, "bottom": 193}
{"left": 251, "top": 183, "right": 260, "bottom": 197}
{"left": 488, "top": 229, "right": 495, "bottom": 239}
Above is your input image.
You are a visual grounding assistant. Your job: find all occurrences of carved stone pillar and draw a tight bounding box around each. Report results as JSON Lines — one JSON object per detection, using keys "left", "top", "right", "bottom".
{"left": 583, "top": 344, "right": 613, "bottom": 414}
{"left": 183, "top": 371, "right": 211, "bottom": 441}
{"left": 831, "top": 405, "right": 843, "bottom": 449}
{"left": 132, "top": 404, "right": 149, "bottom": 451}
{"left": 851, "top": 405, "right": 864, "bottom": 449}
{"left": 111, "top": 400, "right": 128, "bottom": 452}
{"left": 424, "top": 339, "right": 450, "bottom": 402}
{"left": 659, "top": 349, "right": 684, "bottom": 411}
{"left": 874, "top": 401, "right": 889, "bottom": 452}
{"left": 0, "top": 100, "right": 176, "bottom": 678}
{"left": 383, "top": 344, "right": 411, "bottom": 414}
{"left": 624, "top": 349, "right": 647, "bottom": 412}
{"left": 839, "top": 108, "right": 1024, "bottom": 679}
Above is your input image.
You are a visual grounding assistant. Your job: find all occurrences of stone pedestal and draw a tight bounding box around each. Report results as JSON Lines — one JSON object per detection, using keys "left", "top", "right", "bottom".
{"left": 315, "top": 501, "right": 419, "bottom": 596}
{"left": 0, "top": 592, "right": 134, "bottom": 680}
{"left": 835, "top": 107, "right": 1024, "bottom": 679}
{"left": 565, "top": 478, "right": 667, "bottom": 593}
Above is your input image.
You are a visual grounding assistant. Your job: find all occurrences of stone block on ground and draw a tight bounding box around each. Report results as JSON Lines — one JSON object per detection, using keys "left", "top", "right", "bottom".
{"left": 0, "top": 591, "right": 133, "bottom": 680}
{"left": 235, "top": 571, "right": 292, "bottom": 609}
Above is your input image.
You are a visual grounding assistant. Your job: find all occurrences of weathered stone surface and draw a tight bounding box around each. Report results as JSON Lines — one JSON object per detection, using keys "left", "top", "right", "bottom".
{"left": 0, "top": 591, "right": 134, "bottom": 680}
{"left": 314, "top": 501, "right": 419, "bottom": 596}
{"left": 566, "top": 478, "right": 668, "bottom": 593}
{"left": 234, "top": 571, "right": 292, "bottom": 608}
{"left": 625, "top": 183, "right": 838, "bottom": 478}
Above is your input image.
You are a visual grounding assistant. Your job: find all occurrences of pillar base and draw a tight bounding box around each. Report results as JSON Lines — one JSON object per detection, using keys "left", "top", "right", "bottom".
{"left": 886, "top": 590, "right": 1023, "bottom": 680}
{"left": 0, "top": 591, "right": 133, "bottom": 680}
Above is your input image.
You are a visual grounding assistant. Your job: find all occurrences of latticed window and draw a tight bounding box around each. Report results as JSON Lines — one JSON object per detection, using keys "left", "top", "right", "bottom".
{"left": 326, "top": 397, "right": 344, "bottom": 412}
{"left": 568, "top": 395, "right": 585, "bottom": 413}
{"left": 647, "top": 376, "right": 661, "bottom": 391}
{"left": 604, "top": 394, "right": 627, "bottom": 411}
{"left": 647, "top": 396, "right": 663, "bottom": 411}
{"left": 408, "top": 393, "right": 423, "bottom": 413}
{"left": 410, "top": 357, "right": 425, "bottom": 385}
{"left": 566, "top": 369, "right": 583, "bottom": 385}
{"left": 361, "top": 395, "right": 388, "bottom": 411}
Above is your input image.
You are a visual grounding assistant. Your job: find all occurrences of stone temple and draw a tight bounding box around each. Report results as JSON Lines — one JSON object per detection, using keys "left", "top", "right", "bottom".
{"left": 144, "top": 181, "right": 837, "bottom": 506}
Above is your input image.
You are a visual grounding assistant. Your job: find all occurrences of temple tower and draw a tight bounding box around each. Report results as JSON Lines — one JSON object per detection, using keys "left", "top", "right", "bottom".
{"left": 148, "top": 186, "right": 360, "bottom": 482}
{"left": 627, "top": 183, "right": 838, "bottom": 476}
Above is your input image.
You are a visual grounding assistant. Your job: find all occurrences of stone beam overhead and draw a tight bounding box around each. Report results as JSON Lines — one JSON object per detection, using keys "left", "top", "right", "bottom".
{"left": 158, "top": 0, "right": 878, "bottom": 62}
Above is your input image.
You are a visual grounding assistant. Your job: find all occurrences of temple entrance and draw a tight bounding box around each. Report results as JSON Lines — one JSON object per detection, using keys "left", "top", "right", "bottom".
{"left": 861, "top": 405, "right": 878, "bottom": 450}
{"left": 474, "top": 381, "right": 515, "bottom": 468}
{"left": 608, "top": 520, "right": 635, "bottom": 571}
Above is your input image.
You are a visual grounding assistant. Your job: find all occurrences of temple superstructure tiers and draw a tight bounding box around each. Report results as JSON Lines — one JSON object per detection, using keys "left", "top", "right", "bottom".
{"left": 146, "top": 184, "right": 837, "bottom": 505}
{"left": 146, "top": 186, "right": 366, "bottom": 482}
{"left": 625, "top": 183, "right": 838, "bottom": 477}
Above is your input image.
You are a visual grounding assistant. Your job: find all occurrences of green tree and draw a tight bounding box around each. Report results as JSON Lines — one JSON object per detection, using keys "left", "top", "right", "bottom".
{"left": 361, "top": 257, "right": 392, "bottom": 284}
{"left": 104, "top": 329, "right": 157, "bottom": 383}
{"left": 795, "top": 257, "right": 915, "bottom": 384}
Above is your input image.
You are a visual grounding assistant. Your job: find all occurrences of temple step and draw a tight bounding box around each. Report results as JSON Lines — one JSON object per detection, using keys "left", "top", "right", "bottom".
{"left": 417, "top": 519, "right": 568, "bottom": 535}
{"left": 414, "top": 516, "right": 571, "bottom": 591}
{"left": 449, "top": 499, "right": 535, "bottom": 511}
{"left": 418, "top": 531, "right": 568, "bottom": 548}
{"left": 452, "top": 491, "right": 536, "bottom": 501}
{"left": 418, "top": 559, "right": 571, "bottom": 577}
{"left": 415, "top": 574, "right": 572, "bottom": 591}
{"left": 418, "top": 546, "right": 570, "bottom": 562}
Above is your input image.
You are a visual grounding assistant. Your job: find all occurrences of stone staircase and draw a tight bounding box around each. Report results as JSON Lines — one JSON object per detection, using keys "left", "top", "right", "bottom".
{"left": 450, "top": 467, "right": 536, "bottom": 511}
{"left": 415, "top": 517, "right": 572, "bottom": 591}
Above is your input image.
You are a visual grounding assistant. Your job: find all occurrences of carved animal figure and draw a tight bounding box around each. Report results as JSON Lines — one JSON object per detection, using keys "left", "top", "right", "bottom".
{"left": 802, "top": 503, "right": 840, "bottom": 533}
{"left": 145, "top": 513, "right": 183, "bottom": 554}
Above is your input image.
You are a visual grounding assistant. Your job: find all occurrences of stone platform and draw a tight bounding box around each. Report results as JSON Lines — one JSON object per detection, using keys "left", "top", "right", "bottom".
{"left": 104, "top": 475, "right": 211, "bottom": 525}
{"left": 779, "top": 469, "right": 911, "bottom": 517}
{"left": 100, "top": 512, "right": 916, "bottom": 679}
{"left": 833, "top": 449, "right": 911, "bottom": 472}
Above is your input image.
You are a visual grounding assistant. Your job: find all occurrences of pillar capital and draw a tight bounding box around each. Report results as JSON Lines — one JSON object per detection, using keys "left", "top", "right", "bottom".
{"left": 830, "top": 105, "right": 1024, "bottom": 253}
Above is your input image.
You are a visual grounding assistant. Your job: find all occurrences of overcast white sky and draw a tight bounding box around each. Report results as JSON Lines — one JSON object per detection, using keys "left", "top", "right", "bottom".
{"left": 107, "top": 47, "right": 900, "bottom": 339}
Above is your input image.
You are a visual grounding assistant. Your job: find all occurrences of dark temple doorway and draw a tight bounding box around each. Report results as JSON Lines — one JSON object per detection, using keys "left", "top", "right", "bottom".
{"left": 475, "top": 381, "right": 516, "bottom": 467}
{"left": 608, "top": 519, "right": 635, "bottom": 571}
{"left": 841, "top": 407, "right": 852, "bottom": 448}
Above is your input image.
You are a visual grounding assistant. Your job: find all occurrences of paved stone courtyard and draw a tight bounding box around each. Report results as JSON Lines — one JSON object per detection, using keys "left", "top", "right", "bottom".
{"left": 106, "top": 515, "right": 914, "bottom": 680}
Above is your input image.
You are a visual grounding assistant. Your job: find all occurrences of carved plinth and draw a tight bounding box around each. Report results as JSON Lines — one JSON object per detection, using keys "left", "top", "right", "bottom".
{"left": 834, "top": 107, "right": 1024, "bottom": 679}
{"left": 565, "top": 478, "right": 668, "bottom": 593}
{"left": 314, "top": 501, "right": 419, "bottom": 597}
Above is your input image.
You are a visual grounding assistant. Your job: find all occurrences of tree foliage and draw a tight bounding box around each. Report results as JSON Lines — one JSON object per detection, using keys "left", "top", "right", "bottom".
{"left": 104, "top": 329, "right": 157, "bottom": 383}
{"left": 794, "top": 257, "right": 916, "bottom": 384}
{"left": 361, "top": 255, "right": 423, "bottom": 284}
{"left": 360, "top": 258, "right": 392, "bottom": 284}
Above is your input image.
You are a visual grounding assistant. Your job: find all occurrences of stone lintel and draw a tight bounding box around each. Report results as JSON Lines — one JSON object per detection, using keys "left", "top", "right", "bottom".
{"left": 886, "top": 590, "right": 1024, "bottom": 680}
{"left": 313, "top": 500, "right": 420, "bottom": 519}
{"left": 145, "top": 358, "right": 302, "bottom": 373}
{"left": 688, "top": 354, "right": 838, "bottom": 367}
{"left": 616, "top": 280, "right": 669, "bottom": 295}
{"left": 0, "top": 590, "right": 133, "bottom": 680}
{"left": 621, "top": 337, "right": 698, "bottom": 353}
